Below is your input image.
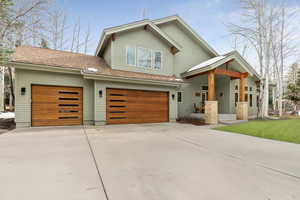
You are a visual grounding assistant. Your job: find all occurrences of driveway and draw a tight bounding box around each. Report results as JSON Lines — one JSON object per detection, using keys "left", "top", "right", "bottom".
{"left": 1, "top": 123, "right": 300, "bottom": 200}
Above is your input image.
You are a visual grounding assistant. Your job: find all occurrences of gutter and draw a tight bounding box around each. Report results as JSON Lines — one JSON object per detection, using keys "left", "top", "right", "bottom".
{"left": 9, "top": 61, "right": 82, "bottom": 75}
{"left": 82, "top": 71, "right": 183, "bottom": 88}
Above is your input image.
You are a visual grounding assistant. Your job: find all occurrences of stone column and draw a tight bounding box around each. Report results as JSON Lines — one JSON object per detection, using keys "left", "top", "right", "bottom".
{"left": 236, "top": 102, "right": 248, "bottom": 120}
{"left": 205, "top": 101, "right": 218, "bottom": 124}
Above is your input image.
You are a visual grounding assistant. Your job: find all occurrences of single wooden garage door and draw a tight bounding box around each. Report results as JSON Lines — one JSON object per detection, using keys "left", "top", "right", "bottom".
{"left": 31, "top": 85, "right": 83, "bottom": 126}
{"left": 106, "top": 88, "right": 169, "bottom": 124}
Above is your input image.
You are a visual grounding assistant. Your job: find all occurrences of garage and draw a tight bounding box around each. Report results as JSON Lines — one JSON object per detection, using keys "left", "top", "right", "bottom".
{"left": 106, "top": 88, "right": 169, "bottom": 124}
{"left": 31, "top": 85, "right": 83, "bottom": 127}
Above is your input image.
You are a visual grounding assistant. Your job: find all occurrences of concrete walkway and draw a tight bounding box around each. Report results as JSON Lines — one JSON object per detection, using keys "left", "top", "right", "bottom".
{"left": 1, "top": 123, "right": 300, "bottom": 200}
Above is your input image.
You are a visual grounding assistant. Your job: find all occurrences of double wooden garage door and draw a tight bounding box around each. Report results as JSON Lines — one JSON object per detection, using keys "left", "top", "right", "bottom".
{"left": 31, "top": 85, "right": 83, "bottom": 126}
{"left": 31, "top": 86, "right": 168, "bottom": 126}
{"left": 106, "top": 88, "right": 169, "bottom": 124}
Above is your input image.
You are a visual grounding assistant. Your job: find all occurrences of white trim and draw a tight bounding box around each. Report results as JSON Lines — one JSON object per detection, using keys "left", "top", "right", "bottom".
{"left": 95, "top": 20, "right": 182, "bottom": 56}
{"left": 153, "top": 50, "right": 163, "bottom": 70}
{"left": 137, "top": 46, "right": 152, "bottom": 68}
{"left": 153, "top": 15, "right": 218, "bottom": 56}
{"left": 125, "top": 45, "right": 136, "bottom": 66}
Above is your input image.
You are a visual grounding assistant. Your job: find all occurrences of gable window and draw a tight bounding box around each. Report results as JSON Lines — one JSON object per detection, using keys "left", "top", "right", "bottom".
{"left": 126, "top": 46, "right": 136, "bottom": 66}
{"left": 153, "top": 51, "right": 162, "bottom": 69}
{"left": 137, "top": 47, "right": 151, "bottom": 68}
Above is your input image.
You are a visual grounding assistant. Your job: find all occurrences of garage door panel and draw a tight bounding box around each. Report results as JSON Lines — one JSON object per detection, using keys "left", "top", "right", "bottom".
{"left": 106, "top": 88, "right": 169, "bottom": 124}
{"left": 32, "top": 85, "right": 83, "bottom": 127}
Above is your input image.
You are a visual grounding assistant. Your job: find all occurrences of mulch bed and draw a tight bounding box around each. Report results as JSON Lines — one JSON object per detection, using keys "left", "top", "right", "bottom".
{"left": 176, "top": 118, "right": 207, "bottom": 126}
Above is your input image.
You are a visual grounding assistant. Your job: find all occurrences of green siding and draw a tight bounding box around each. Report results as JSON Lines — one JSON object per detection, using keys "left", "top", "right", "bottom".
{"left": 157, "top": 22, "right": 213, "bottom": 76}
{"left": 103, "top": 40, "right": 112, "bottom": 66}
{"left": 111, "top": 27, "right": 175, "bottom": 76}
{"left": 15, "top": 69, "right": 94, "bottom": 127}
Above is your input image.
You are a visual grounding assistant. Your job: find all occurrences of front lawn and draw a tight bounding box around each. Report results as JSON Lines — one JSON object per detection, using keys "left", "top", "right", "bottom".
{"left": 214, "top": 119, "right": 300, "bottom": 144}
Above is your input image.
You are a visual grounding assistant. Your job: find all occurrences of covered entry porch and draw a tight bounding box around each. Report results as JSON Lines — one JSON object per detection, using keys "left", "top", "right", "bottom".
{"left": 181, "top": 51, "right": 255, "bottom": 124}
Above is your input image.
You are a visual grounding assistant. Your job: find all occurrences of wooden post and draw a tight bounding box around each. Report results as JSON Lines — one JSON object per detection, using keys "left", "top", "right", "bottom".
{"left": 239, "top": 75, "right": 245, "bottom": 102}
{"left": 207, "top": 70, "right": 215, "bottom": 101}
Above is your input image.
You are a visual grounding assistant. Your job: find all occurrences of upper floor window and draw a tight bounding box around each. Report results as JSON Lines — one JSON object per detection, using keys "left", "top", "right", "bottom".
{"left": 153, "top": 51, "right": 162, "bottom": 69}
{"left": 126, "top": 46, "right": 136, "bottom": 66}
{"left": 138, "top": 47, "right": 151, "bottom": 68}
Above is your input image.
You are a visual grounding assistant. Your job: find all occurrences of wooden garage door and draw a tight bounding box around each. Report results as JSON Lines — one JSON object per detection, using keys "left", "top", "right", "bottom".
{"left": 31, "top": 85, "right": 83, "bottom": 126}
{"left": 106, "top": 88, "right": 169, "bottom": 124}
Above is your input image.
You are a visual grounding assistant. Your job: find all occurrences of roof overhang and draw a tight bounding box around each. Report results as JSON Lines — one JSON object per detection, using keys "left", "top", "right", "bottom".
{"left": 10, "top": 61, "right": 183, "bottom": 88}
{"left": 153, "top": 15, "right": 218, "bottom": 57}
{"left": 181, "top": 51, "right": 261, "bottom": 80}
{"left": 9, "top": 61, "right": 82, "bottom": 75}
{"left": 95, "top": 20, "right": 182, "bottom": 57}
{"left": 82, "top": 72, "right": 183, "bottom": 88}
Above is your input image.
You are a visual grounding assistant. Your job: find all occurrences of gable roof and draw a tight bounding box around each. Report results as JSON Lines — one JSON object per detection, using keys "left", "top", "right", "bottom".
{"left": 181, "top": 51, "right": 260, "bottom": 79}
{"left": 95, "top": 15, "right": 219, "bottom": 57}
{"left": 11, "top": 46, "right": 183, "bottom": 84}
{"left": 95, "top": 19, "right": 182, "bottom": 56}
{"left": 152, "top": 15, "right": 218, "bottom": 57}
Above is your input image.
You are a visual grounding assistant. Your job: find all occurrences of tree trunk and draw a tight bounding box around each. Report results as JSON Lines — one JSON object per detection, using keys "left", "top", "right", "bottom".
{"left": 7, "top": 67, "right": 14, "bottom": 109}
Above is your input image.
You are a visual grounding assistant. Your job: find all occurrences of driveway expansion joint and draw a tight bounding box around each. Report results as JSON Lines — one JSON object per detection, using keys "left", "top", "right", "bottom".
{"left": 83, "top": 126, "right": 110, "bottom": 200}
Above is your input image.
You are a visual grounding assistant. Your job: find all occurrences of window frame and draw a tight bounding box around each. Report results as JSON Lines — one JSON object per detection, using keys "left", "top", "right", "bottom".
{"left": 125, "top": 46, "right": 137, "bottom": 66}
{"left": 153, "top": 50, "right": 163, "bottom": 70}
{"left": 250, "top": 94, "right": 253, "bottom": 107}
{"left": 137, "top": 47, "right": 152, "bottom": 68}
{"left": 177, "top": 92, "right": 182, "bottom": 103}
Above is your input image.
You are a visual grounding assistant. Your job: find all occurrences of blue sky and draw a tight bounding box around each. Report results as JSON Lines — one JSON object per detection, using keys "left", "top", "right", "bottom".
{"left": 58, "top": 0, "right": 300, "bottom": 67}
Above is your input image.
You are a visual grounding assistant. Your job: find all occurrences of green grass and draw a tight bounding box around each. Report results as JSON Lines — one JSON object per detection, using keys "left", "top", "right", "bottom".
{"left": 214, "top": 119, "right": 300, "bottom": 144}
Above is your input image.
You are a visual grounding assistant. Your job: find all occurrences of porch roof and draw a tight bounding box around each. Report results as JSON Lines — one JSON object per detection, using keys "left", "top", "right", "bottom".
{"left": 181, "top": 51, "right": 260, "bottom": 80}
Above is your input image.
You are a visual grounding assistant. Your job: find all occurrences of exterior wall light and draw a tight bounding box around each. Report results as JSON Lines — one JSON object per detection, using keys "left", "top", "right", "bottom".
{"left": 172, "top": 94, "right": 175, "bottom": 100}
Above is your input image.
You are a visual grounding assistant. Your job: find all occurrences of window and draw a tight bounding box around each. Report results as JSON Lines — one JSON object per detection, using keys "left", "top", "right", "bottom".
{"left": 257, "top": 95, "right": 259, "bottom": 107}
{"left": 138, "top": 47, "right": 151, "bottom": 68}
{"left": 177, "top": 92, "right": 182, "bottom": 103}
{"left": 235, "top": 85, "right": 238, "bottom": 90}
{"left": 250, "top": 87, "right": 252, "bottom": 91}
{"left": 250, "top": 94, "right": 253, "bottom": 107}
{"left": 153, "top": 51, "right": 162, "bottom": 69}
{"left": 202, "top": 86, "right": 208, "bottom": 90}
{"left": 245, "top": 94, "right": 248, "bottom": 102}
{"left": 235, "top": 93, "right": 238, "bottom": 106}
{"left": 126, "top": 46, "right": 136, "bottom": 66}
{"left": 245, "top": 86, "right": 248, "bottom": 91}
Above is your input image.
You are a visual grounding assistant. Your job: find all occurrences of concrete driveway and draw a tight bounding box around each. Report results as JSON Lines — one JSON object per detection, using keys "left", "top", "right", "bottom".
{"left": 1, "top": 123, "right": 300, "bottom": 200}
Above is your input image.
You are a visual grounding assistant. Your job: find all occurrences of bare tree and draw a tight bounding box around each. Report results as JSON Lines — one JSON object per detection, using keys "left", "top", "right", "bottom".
{"left": 84, "top": 24, "right": 90, "bottom": 54}
{"left": 0, "top": 0, "right": 52, "bottom": 109}
{"left": 226, "top": 0, "right": 299, "bottom": 118}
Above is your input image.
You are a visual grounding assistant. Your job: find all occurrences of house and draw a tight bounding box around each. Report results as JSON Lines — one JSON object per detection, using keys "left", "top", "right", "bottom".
{"left": 10, "top": 15, "right": 260, "bottom": 128}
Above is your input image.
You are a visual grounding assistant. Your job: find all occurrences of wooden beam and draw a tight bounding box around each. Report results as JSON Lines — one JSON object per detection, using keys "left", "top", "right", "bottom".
{"left": 170, "top": 46, "right": 176, "bottom": 54}
{"left": 207, "top": 70, "right": 215, "bottom": 101}
{"left": 111, "top": 33, "right": 116, "bottom": 41}
{"left": 215, "top": 68, "right": 242, "bottom": 78}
